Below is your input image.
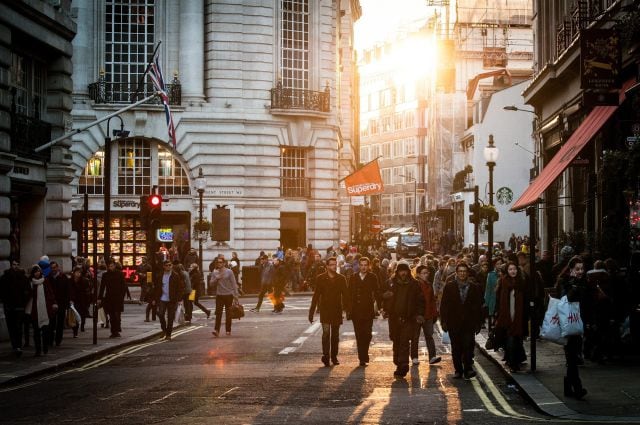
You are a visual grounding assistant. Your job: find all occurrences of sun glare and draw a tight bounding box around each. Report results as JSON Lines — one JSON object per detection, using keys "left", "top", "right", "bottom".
{"left": 390, "top": 35, "right": 438, "bottom": 86}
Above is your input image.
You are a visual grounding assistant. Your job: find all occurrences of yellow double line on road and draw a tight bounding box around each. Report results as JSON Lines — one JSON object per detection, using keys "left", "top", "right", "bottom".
{"left": 0, "top": 325, "right": 202, "bottom": 393}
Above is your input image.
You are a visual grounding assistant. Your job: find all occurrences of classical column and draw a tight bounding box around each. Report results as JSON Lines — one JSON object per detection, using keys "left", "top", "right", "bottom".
{"left": 179, "top": 0, "right": 205, "bottom": 103}
{"left": 0, "top": 23, "right": 13, "bottom": 271}
{"left": 46, "top": 56, "right": 75, "bottom": 272}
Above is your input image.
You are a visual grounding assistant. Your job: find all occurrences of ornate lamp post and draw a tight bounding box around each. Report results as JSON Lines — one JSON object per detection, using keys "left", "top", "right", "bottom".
{"left": 195, "top": 168, "right": 207, "bottom": 272}
{"left": 483, "top": 135, "right": 499, "bottom": 270}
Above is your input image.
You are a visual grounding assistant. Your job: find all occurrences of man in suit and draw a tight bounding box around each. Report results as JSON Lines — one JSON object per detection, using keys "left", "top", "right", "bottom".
{"left": 347, "top": 257, "right": 381, "bottom": 366}
{"left": 98, "top": 260, "right": 128, "bottom": 338}
{"left": 308, "top": 257, "right": 348, "bottom": 367}
{"left": 440, "top": 261, "right": 484, "bottom": 379}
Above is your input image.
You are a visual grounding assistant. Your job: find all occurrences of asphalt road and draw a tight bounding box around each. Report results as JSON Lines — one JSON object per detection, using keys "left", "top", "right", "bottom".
{"left": 0, "top": 296, "right": 550, "bottom": 424}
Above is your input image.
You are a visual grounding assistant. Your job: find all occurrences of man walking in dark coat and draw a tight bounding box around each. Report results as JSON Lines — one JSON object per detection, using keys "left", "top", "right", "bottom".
{"left": 152, "top": 260, "right": 185, "bottom": 341}
{"left": 440, "top": 261, "right": 484, "bottom": 379}
{"left": 347, "top": 257, "right": 381, "bottom": 366}
{"left": 383, "top": 262, "right": 425, "bottom": 378}
{"left": 47, "top": 261, "right": 70, "bottom": 347}
{"left": 308, "top": 257, "right": 349, "bottom": 366}
{"left": 0, "top": 260, "right": 30, "bottom": 356}
{"left": 98, "top": 260, "right": 128, "bottom": 338}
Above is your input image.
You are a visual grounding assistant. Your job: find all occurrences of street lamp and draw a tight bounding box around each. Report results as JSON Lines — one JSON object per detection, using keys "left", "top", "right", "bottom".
{"left": 195, "top": 167, "right": 207, "bottom": 272}
{"left": 97, "top": 115, "right": 129, "bottom": 345}
{"left": 483, "top": 134, "right": 499, "bottom": 271}
{"left": 503, "top": 105, "right": 536, "bottom": 114}
{"left": 399, "top": 174, "right": 417, "bottom": 229}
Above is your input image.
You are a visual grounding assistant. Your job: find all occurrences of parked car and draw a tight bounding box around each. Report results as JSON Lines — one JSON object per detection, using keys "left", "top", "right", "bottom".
{"left": 396, "top": 232, "right": 425, "bottom": 259}
{"left": 386, "top": 236, "right": 398, "bottom": 252}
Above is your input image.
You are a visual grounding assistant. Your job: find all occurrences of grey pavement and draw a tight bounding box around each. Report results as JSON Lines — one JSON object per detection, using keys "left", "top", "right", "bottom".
{"left": 3, "top": 291, "right": 640, "bottom": 422}
{"left": 476, "top": 329, "right": 640, "bottom": 422}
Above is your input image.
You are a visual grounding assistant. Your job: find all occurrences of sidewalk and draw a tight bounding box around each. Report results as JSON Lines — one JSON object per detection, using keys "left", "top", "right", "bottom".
{"left": 476, "top": 329, "right": 640, "bottom": 421}
{"left": 0, "top": 302, "right": 183, "bottom": 387}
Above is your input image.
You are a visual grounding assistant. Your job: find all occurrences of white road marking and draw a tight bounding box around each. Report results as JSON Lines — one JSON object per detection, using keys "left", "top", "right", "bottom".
{"left": 279, "top": 347, "right": 296, "bottom": 355}
{"left": 292, "top": 336, "right": 308, "bottom": 344}
{"left": 303, "top": 322, "right": 321, "bottom": 334}
{"left": 149, "top": 390, "right": 178, "bottom": 404}
{"left": 218, "top": 387, "right": 239, "bottom": 399}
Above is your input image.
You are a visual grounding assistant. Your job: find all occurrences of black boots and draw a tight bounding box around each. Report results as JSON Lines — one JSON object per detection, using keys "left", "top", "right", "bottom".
{"left": 564, "top": 377, "right": 588, "bottom": 399}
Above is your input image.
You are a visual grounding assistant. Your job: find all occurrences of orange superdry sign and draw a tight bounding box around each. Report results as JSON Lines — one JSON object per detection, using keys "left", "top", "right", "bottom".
{"left": 344, "top": 160, "right": 384, "bottom": 196}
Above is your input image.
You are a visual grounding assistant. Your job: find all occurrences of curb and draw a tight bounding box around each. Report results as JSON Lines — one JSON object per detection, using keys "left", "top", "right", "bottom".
{"left": 0, "top": 327, "right": 169, "bottom": 388}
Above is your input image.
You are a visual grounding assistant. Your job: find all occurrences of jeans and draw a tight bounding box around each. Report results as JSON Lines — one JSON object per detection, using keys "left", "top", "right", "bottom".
{"left": 412, "top": 318, "right": 437, "bottom": 360}
{"left": 183, "top": 294, "right": 193, "bottom": 321}
{"left": 158, "top": 301, "right": 177, "bottom": 337}
{"left": 49, "top": 308, "right": 66, "bottom": 346}
{"left": 321, "top": 323, "right": 341, "bottom": 359}
{"left": 33, "top": 324, "right": 49, "bottom": 355}
{"left": 255, "top": 284, "right": 272, "bottom": 310}
{"left": 352, "top": 318, "right": 373, "bottom": 362}
{"left": 107, "top": 309, "right": 122, "bottom": 335}
{"left": 564, "top": 335, "right": 584, "bottom": 389}
{"left": 215, "top": 294, "right": 234, "bottom": 333}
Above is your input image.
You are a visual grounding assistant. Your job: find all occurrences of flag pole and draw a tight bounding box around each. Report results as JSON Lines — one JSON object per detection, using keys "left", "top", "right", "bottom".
{"left": 129, "top": 41, "right": 163, "bottom": 103}
{"left": 34, "top": 92, "right": 159, "bottom": 153}
{"left": 339, "top": 156, "right": 382, "bottom": 182}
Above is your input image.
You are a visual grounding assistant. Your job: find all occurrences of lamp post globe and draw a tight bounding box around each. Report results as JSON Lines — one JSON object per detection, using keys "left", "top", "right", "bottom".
{"left": 483, "top": 135, "right": 499, "bottom": 270}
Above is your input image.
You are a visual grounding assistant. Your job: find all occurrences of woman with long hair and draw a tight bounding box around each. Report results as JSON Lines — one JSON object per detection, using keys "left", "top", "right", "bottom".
{"left": 69, "top": 266, "right": 91, "bottom": 336}
{"left": 495, "top": 261, "right": 528, "bottom": 372}
{"left": 555, "top": 256, "right": 589, "bottom": 399}
{"left": 25, "top": 265, "right": 57, "bottom": 356}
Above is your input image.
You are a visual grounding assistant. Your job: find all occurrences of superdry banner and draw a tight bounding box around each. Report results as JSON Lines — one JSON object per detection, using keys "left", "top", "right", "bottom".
{"left": 344, "top": 159, "right": 384, "bottom": 196}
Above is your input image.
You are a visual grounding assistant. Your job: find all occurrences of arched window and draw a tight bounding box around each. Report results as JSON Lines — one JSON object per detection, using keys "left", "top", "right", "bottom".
{"left": 79, "top": 139, "right": 190, "bottom": 196}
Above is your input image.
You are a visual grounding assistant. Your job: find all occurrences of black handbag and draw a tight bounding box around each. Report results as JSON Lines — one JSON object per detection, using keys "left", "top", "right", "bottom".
{"left": 230, "top": 299, "right": 245, "bottom": 320}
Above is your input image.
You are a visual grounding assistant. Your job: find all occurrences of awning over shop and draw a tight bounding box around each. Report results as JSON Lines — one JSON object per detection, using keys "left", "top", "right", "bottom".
{"left": 511, "top": 81, "right": 634, "bottom": 211}
{"left": 381, "top": 227, "right": 400, "bottom": 234}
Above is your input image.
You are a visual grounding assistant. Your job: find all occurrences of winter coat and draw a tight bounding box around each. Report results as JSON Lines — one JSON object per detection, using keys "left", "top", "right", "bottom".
{"left": 152, "top": 271, "right": 185, "bottom": 303}
{"left": 309, "top": 272, "right": 348, "bottom": 325}
{"left": 99, "top": 270, "right": 127, "bottom": 313}
{"left": 383, "top": 276, "right": 425, "bottom": 323}
{"left": 495, "top": 276, "right": 529, "bottom": 337}
{"left": 440, "top": 278, "right": 484, "bottom": 334}
{"left": 189, "top": 269, "right": 206, "bottom": 298}
{"left": 70, "top": 276, "right": 92, "bottom": 318}
{"left": 348, "top": 272, "right": 381, "bottom": 321}
{"left": 418, "top": 279, "right": 438, "bottom": 320}
{"left": 0, "top": 267, "right": 30, "bottom": 310}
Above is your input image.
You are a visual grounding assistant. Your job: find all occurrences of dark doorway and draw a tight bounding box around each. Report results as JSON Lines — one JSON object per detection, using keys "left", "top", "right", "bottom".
{"left": 280, "top": 212, "right": 306, "bottom": 249}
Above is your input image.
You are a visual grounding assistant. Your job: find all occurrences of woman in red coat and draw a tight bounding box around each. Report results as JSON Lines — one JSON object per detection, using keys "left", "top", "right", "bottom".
{"left": 495, "top": 261, "right": 529, "bottom": 372}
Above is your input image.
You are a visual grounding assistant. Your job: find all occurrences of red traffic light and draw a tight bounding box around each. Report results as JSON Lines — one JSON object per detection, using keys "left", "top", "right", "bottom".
{"left": 149, "top": 194, "right": 162, "bottom": 207}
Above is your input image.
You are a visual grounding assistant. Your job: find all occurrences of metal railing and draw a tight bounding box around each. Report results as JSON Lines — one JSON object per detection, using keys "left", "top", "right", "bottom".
{"left": 88, "top": 80, "right": 181, "bottom": 105}
{"left": 270, "top": 82, "right": 330, "bottom": 113}
{"left": 281, "top": 177, "right": 311, "bottom": 198}
{"left": 11, "top": 113, "right": 51, "bottom": 161}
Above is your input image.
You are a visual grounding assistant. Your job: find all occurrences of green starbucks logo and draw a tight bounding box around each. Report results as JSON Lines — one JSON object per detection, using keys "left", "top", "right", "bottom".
{"left": 496, "top": 187, "right": 513, "bottom": 205}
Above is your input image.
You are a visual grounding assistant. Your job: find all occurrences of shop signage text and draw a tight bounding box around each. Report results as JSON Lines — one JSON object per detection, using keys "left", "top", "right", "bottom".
{"left": 112, "top": 200, "right": 140, "bottom": 209}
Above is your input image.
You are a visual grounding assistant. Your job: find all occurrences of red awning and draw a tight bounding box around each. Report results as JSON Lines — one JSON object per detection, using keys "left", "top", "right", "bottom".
{"left": 511, "top": 80, "right": 635, "bottom": 211}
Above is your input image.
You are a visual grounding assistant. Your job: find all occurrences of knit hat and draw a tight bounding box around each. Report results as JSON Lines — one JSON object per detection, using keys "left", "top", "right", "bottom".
{"left": 396, "top": 262, "right": 411, "bottom": 272}
{"left": 560, "top": 245, "right": 574, "bottom": 257}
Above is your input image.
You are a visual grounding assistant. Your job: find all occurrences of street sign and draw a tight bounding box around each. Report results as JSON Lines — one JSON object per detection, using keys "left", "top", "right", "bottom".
{"left": 370, "top": 219, "right": 382, "bottom": 233}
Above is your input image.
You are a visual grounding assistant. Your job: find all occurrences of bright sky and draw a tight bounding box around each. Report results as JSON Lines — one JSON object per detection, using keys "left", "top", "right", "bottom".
{"left": 355, "top": 0, "right": 432, "bottom": 50}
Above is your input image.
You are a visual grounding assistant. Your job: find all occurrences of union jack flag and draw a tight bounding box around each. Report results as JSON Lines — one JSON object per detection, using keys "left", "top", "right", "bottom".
{"left": 148, "top": 56, "right": 176, "bottom": 148}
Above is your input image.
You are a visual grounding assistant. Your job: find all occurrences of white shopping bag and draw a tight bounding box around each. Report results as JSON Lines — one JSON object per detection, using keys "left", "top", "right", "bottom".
{"left": 540, "top": 297, "right": 567, "bottom": 345}
{"left": 442, "top": 331, "right": 451, "bottom": 345}
{"left": 174, "top": 303, "right": 186, "bottom": 325}
{"left": 557, "top": 295, "right": 584, "bottom": 337}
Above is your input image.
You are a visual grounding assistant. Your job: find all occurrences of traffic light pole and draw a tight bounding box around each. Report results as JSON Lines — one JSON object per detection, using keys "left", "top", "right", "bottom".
{"left": 473, "top": 185, "right": 479, "bottom": 262}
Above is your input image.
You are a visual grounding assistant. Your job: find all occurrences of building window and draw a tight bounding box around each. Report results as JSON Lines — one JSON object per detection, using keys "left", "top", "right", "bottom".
{"left": 158, "top": 147, "right": 190, "bottom": 195}
{"left": 405, "top": 192, "right": 415, "bottom": 216}
{"left": 404, "top": 164, "right": 417, "bottom": 182}
{"left": 79, "top": 151, "right": 105, "bottom": 195}
{"left": 393, "top": 140, "right": 403, "bottom": 158}
{"left": 382, "top": 142, "right": 391, "bottom": 158}
{"left": 392, "top": 167, "right": 403, "bottom": 185}
{"left": 393, "top": 193, "right": 404, "bottom": 215}
{"left": 381, "top": 168, "right": 391, "bottom": 186}
{"left": 281, "top": 0, "right": 309, "bottom": 90}
{"left": 118, "top": 138, "right": 152, "bottom": 195}
{"left": 405, "top": 137, "right": 417, "bottom": 156}
{"left": 281, "top": 146, "right": 309, "bottom": 197}
{"left": 381, "top": 194, "right": 391, "bottom": 216}
{"left": 10, "top": 52, "right": 46, "bottom": 118}
{"left": 359, "top": 146, "right": 370, "bottom": 163}
{"left": 105, "top": 0, "right": 155, "bottom": 102}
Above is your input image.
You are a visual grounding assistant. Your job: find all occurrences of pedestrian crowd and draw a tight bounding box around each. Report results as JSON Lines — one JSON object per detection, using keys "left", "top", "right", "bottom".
{"left": 290, "top": 241, "right": 640, "bottom": 390}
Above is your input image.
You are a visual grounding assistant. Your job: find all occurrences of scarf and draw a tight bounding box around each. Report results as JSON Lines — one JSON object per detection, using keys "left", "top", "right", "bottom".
{"left": 26, "top": 278, "right": 49, "bottom": 329}
{"left": 497, "top": 276, "right": 525, "bottom": 337}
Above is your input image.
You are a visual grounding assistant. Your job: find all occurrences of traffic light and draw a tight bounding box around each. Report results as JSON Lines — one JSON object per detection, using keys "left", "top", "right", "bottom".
{"left": 148, "top": 194, "right": 163, "bottom": 230}
{"left": 468, "top": 202, "right": 479, "bottom": 224}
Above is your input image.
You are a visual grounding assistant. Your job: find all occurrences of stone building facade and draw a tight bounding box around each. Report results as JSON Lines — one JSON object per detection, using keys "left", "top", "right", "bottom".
{"left": 0, "top": 0, "right": 76, "bottom": 271}
{"left": 68, "top": 0, "right": 361, "bottom": 278}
